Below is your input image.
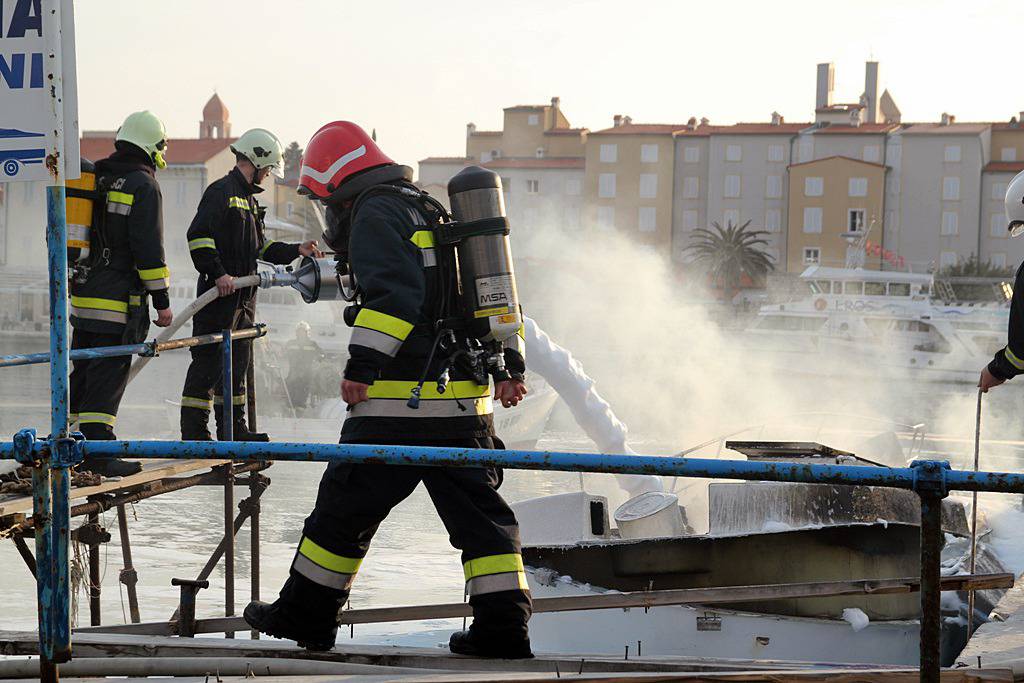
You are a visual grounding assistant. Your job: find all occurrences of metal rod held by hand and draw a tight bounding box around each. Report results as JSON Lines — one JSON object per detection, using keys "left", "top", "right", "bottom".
{"left": 968, "top": 388, "right": 982, "bottom": 637}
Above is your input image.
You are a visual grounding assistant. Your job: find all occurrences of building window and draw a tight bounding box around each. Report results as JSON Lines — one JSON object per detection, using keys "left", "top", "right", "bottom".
{"left": 723, "top": 175, "right": 741, "bottom": 198}
{"left": 992, "top": 213, "right": 1007, "bottom": 237}
{"left": 992, "top": 182, "right": 1009, "bottom": 201}
{"left": 638, "top": 207, "right": 657, "bottom": 232}
{"left": 597, "top": 206, "right": 615, "bottom": 230}
{"left": 177, "top": 182, "right": 188, "bottom": 207}
{"left": 528, "top": 114, "right": 539, "bottom": 126}
{"left": 564, "top": 207, "right": 581, "bottom": 230}
{"left": 286, "top": 201, "right": 294, "bottom": 218}
{"left": 991, "top": 253, "right": 1008, "bottom": 269}
{"left": 803, "top": 248, "right": 821, "bottom": 265}
{"left": 723, "top": 209, "right": 740, "bottom": 227}
{"left": 682, "top": 176, "right": 700, "bottom": 199}
{"left": 639, "top": 173, "right": 658, "bottom": 199}
{"left": 725, "top": 144, "right": 742, "bottom": 162}
{"left": 682, "top": 210, "right": 699, "bottom": 229}
{"left": 941, "top": 211, "right": 959, "bottom": 235}
{"left": 683, "top": 146, "right": 700, "bottom": 163}
{"left": 849, "top": 177, "right": 868, "bottom": 197}
{"left": 944, "top": 145, "right": 962, "bottom": 163}
{"left": 803, "top": 207, "right": 823, "bottom": 233}
{"left": 480, "top": 151, "right": 492, "bottom": 162}
{"left": 848, "top": 208, "right": 866, "bottom": 233}
{"left": 565, "top": 178, "right": 582, "bottom": 196}
{"left": 501, "top": 177, "right": 511, "bottom": 192}
{"left": 942, "top": 176, "right": 961, "bottom": 201}
{"left": 765, "top": 209, "right": 781, "bottom": 232}
{"left": 641, "top": 144, "right": 659, "bottom": 163}
{"left": 798, "top": 141, "right": 813, "bottom": 163}
{"left": 526, "top": 179, "right": 540, "bottom": 195}
{"left": 600, "top": 144, "right": 618, "bottom": 163}
{"left": 804, "top": 177, "right": 824, "bottom": 197}
{"left": 1002, "top": 147, "right": 1018, "bottom": 162}
{"left": 598, "top": 173, "right": 616, "bottom": 198}
{"left": 940, "top": 251, "right": 958, "bottom": 269}
{"left": 765, "top": 175, "right": 783, "bottom": 199}
{"left": 768, "top": 145, "right": 785, "bottom": 162}
{"left": 863, "top": 145, "right": 881, "bottom": 163}
{"left": 535, "top": 147, "right": 545, "bottom": 158}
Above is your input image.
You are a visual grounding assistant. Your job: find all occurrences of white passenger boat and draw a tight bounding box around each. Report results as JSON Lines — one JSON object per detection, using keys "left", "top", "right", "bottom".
{"left": 747, "top": 266, "right": 1009, "bottom": 383}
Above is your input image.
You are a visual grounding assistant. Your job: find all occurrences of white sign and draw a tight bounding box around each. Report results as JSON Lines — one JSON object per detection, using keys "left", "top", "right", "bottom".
{"left": 0, "top": 0, "right": 79, "bottom": 183}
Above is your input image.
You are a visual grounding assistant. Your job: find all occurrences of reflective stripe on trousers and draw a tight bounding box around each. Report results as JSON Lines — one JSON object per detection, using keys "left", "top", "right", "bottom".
{"left": 181, "top": 396, "right": 214, "bottom": 410}
{"left": 214, "top": 394, "right": 246, "bottom": 406}
{"left": 291, "top": 536, "right": 362, "bottom": 591}
{"left": 77, "top": 411, "right": 116, "bottom": 427}
{"left": 463, "top": 553, "right": 529, "bottom": 596}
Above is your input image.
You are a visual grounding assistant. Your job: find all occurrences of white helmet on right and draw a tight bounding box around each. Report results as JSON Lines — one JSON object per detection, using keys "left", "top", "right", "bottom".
{"left": 1007, "top": 170, "right": 1024, "bottom": 237}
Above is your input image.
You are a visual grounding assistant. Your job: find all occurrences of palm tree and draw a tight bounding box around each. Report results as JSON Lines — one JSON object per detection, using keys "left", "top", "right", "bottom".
{"left": 684, "top": 220, "right": 776, "bottom": 297}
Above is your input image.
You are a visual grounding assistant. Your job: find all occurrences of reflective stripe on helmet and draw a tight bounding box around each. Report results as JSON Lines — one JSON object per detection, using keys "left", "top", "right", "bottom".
{"left": 353, "top": 308, "right": 414, "bottom": 342}
{"left": 189, "top": 237, "right": 217, "bottom": 251}
{"left": 466, "top": 571, "right": 530, "bottom": 596}
{"left": 300, "top": 145, "right": 367, "bottom": 185}
{"left": 350, "top": 327, "right": 403, "bottom": 357}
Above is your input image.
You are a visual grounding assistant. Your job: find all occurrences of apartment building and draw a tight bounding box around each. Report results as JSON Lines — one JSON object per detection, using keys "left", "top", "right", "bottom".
{"left": 980, "top": 121, "right": 1024, "bottom": 270}
{"left": 584, "top": 118, "right": 679, "bottom": 249}
{"left": 466, "top": 97, "right": 586, "bottom": 162}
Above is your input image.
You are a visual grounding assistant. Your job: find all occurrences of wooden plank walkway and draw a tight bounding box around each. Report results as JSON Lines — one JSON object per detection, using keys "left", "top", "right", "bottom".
{"left": 957, "top": 573, "right": 1024, "bottom": 674}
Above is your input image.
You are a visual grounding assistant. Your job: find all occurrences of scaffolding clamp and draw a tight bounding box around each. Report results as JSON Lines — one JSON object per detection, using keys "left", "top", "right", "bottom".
{"left": 50, "top": 432, "right": 85, "bottom": 469}
{"left": 12, "top": 428, "right": 39, "bottom": 466}
{"left": 910, "top": 459, "right": 951, "bottom": 498}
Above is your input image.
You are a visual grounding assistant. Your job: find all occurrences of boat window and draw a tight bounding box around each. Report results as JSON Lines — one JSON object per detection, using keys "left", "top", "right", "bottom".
{"left": 973, "top": 336, "right": 1005, "bottom": 356}
{"left": 832, "top": 281, "right": 843, "bottom": 293}
{"left": 864, "top": 282, "right": 886, "bottom": 296}
{"left": 809, "top": 280, "right": 832, "bottom": 294}
{"left": 919, "top": 283, "right": 930, "bottom": 296}
{"left": 843, "top": 281, "right": 864, "bottom": 295}
{"left": 755, "top": 315, "right": 827, "bottom": 331}
{"left": 887, "top": 283, "right": 911, "bottom": 296}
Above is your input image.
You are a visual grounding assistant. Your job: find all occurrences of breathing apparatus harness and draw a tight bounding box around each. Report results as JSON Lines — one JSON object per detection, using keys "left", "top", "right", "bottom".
{"left": 335, "top": 181, "right": 516, "bottom": 410}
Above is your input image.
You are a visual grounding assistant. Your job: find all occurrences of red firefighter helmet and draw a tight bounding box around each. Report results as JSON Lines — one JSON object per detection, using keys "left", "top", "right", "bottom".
{"left": 298, "top": 121, "right": 407, "bottom": 203}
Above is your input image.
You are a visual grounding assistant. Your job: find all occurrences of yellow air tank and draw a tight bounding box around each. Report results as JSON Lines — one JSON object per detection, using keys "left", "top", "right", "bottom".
{"left": 65, "top": 158, "right": 96, "bottom": 263}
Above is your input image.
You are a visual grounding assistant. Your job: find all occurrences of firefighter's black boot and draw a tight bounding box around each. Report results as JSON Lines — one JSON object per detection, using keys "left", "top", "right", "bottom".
{"left": 215, "top": 404, "right": 269, "bottom": 442}
{"left": 77, "top": 424, "right": 142, "bottom": 477}
{"left": 180, "top": 406, "right": 213, "bottom": 441}
{"left": 448, "top": 629, "right": 534, "bottom": 659}
{"left": 243, "top": 575, "right": 340, "bottom": 650}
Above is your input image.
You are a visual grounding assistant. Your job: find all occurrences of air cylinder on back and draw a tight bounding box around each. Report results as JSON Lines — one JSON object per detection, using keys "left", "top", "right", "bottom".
{"left": 65, "top": 158, "right": 96, "bottom": 263}
{"left": 446, "top": 166, "right": 522, "bottom": 343}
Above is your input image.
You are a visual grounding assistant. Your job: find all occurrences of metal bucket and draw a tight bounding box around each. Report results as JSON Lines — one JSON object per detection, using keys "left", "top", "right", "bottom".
{"left": 614, "top": 491, "right": 685, "bottom": 540}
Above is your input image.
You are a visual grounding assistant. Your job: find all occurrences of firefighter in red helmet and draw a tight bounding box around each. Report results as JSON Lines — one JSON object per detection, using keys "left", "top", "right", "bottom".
{"left": 243, "top": 122, "right": 532, "bottom": 658}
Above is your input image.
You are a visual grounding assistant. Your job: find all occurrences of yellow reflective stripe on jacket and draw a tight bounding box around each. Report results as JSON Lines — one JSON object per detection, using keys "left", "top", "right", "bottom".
{"left": 258, "top": 240, "right": 278, "bottom": 259}
{"left": 227, "top": 196, "right": 251, "bottom": 211}
{"left": 107, "top": 191, "right": 134, "bottom": 206}
{"left": 138, "top": 266, "right": 170, "bottom": 281}
{"left": 463, "top": 553, "right": 524, "bottom": 580}
{"left": 189, "top": 237, "right": 217, "bottom": 251}
{"left": 298, "top": 536, "right": 363, "bottom": 574}
{"left": 181, "top": 396, "right": 214, "bottom": 410}
{"left": 367, "top": 379, "right": 489, "bottom": 401}
{"left": 353, "top": 308, "right": 414, "bottom": 341}
{"left": 70, "top": 295, "right": 128, "bottom": 313}
{"left": 129, "top": 294, "right": 142, "bottom": 306}
{"left": 1006, "top": 346, "right": 1024, "bottom": 370}
{"left": 409, "top": 230, "right": 435, "bottom": 248}
{"left": 78, "top": 412, "right": 116, "bottom": 427}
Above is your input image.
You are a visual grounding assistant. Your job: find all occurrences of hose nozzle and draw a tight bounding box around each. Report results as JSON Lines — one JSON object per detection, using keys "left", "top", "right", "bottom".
{"left": 407, "top": 385, "right": 422, "bottom": 410}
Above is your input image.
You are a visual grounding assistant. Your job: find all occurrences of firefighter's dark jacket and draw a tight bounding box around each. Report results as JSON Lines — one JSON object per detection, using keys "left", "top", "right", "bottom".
{"left": 69, "top": 145, "right": 170, "bottom": 335}
{"left": 341, "top": 189, "right": 527, "bottom": 442}
{"left": 989, "top": 262, "right": 1024, "bottom": 380}
{"left": 186, "top": 167, "right": 300, "bottom": 294}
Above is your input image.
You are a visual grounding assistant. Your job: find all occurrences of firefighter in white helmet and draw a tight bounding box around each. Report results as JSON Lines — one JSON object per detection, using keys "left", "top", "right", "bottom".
{"left": 979, "top": 170, "right": 1024, "bottom": 391}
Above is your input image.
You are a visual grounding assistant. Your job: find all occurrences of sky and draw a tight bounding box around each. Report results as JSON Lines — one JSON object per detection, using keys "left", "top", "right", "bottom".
{"left": 70, "top": 0, "right": 1022, "bottom": 167}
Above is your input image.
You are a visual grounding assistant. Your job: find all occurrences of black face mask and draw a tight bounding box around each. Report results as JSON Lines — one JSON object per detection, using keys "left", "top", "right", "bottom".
{"left": 323, "top": 203, "right": 353, "bottom": 260}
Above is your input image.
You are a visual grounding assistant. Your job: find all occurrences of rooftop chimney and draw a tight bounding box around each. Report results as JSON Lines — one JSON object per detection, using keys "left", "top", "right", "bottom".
{"left": 613, "top": 114, "right": 622, "bottom": 127}
{"left": 771, "top": 111, "right": 783, "bottom": 126}
{"left": 849, "top": 109, "right": 861, "bottom": 127}
{"left": 940, "top": 112, "right": 955, "bottom": 126}
{"left": 1018, "top": 111, "right": 1024, "bottom": 127}
{"left": 622, "top": 115, "right": 633, "bottom": 126}
{"left": 551, "top": 96, "right": 560, "bottom": 109}
{"left": 687, "top": 116, "right": 697, "bottom": 131}
{"left": 816, "top": 63, "right": 835, "bottom": 110}
{"left": 863, "top": 61, "right": 880, "bottom": 124}
{"left": 466, "top": 122, "right": 477, "bottom": 136}
{"left": 700, "top": 117, "right": 710, "bottom": 127}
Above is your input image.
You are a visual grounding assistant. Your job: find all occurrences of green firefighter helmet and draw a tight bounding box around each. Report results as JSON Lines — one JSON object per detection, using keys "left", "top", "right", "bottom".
{"left": 231, "top": 128, "right": 284, "bottom": 178}
{"left": 116, "top": 111, "right": 168, "bottom": 169}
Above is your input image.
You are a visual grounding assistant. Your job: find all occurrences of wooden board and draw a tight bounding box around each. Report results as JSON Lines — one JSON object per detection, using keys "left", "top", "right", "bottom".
{"left": 958, "top": 573, "right": 1024, "bottom": 672}
{"left": 0, "top": 459, "right": 231, "bottom": 519}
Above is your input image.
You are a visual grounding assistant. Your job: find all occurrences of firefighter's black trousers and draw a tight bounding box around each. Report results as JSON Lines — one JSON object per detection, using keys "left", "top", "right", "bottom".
{"left": 180, "top": 292, "right": 254, "bottom": 437}
{"left": 70, "top": 329, "right": 130, "bottom": 440}
{"left": 283, "top": 436, "right": 531, "bottom": 645}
